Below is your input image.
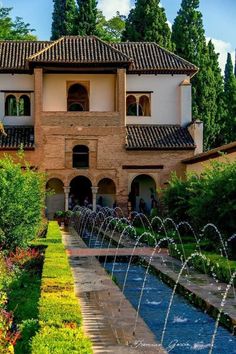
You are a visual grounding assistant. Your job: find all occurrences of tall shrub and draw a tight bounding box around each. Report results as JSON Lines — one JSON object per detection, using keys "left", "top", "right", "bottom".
{"left": 0, "top": 154, "right": 45, "bottom": 250}
{"left": 162, "top": 159, "right": 236, "bottom": 238}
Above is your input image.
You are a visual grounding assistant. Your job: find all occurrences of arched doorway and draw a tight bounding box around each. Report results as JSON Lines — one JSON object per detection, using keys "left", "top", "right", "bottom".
{"left": 46, "top": 178, "right": 64, "bottom": 219}
{"left": 69, "top": 176, "right": 92, "bottom": 208}
{"left": 97, "top": 178, "right": 116, "bottom": 208}
{"left": 130, "top": 174, "right": 156, "bottom": 213}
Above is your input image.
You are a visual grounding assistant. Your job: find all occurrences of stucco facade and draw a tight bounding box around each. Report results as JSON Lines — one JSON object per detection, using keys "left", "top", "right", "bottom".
{"left": 0, "top": 36, "right": 200, "bottom": 217}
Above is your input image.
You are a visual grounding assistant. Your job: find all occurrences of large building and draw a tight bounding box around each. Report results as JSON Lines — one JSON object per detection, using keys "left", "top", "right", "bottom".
{"left": 0, "top": 36, "right": 202, "bottom": 218}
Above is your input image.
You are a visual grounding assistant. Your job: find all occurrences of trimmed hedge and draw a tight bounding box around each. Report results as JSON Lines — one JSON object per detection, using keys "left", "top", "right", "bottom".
{"left": 31, "top": 222, "right": 92, "bottom": 354}
{"left": 170, "top": 243, "right": 236, "bottom": 286}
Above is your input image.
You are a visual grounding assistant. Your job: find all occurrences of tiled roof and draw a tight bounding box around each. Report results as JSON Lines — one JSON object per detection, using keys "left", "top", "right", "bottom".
{"left": 0, "top": 36, "right": 197, "bottom": 74}
{"left": 28, "top": 36, "right": 131, "bottom": 65}
{"left": 0, "top": 126, "right": 34, "bottom": 149}
{"left": 126, "top": 125, "right": 195, "bottom": 150}
{"left": 112, "top": 42, "right": 197, "bottom": 74}
{"left": 0, "top": 41, "right": 51, "bottom": 71}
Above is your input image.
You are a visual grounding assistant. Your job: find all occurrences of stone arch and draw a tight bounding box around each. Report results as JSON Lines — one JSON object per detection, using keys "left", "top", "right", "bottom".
{"left": 129, "top": 174, "right": 156, "bottom": 213}
{"left": 67, "top": 171, "right": 95, "bottom": 187}
{"left": 97, "top": 178, "right": 116, "bottom": 208}
{"left": 46, "top": 178, "right": 65, "bottom": 220}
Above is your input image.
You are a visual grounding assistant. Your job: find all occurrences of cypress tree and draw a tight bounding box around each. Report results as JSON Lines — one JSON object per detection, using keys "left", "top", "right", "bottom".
{"left": 76, "top": 0, "right": 98, "bottom": 36}
{"left": 122, "top": 0, "right": 172, "bottom": 50}
{"left": 224, "top": 53, "right": 236, "bottom": 142}
{"left": 51, "top": 0, "right": 77, "bottom": 40}
{"left": 172, "top": 0, "right": 224, "bottom": 149}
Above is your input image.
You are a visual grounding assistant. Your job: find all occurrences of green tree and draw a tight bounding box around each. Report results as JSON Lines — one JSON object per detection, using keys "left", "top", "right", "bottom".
{"left": 172, "top": 0, "right": 225, "bottom": 149}
{"left": 0, "top": 153, "right": 45, "bottom": 251}
{"left": 96, "top": 11, "right": 126, "bottom": 42}
{"left": 122, "top": 0, "right": 172, "bottom": 50}
{"left": 201, "top": 40, "right": 226, "bottom": 148}
{"left": 51, "top": 0, "right": 77, "bottom": 40}
{"left": 76, "top": 0, "right": 98, "bottom": 35}
{"left": 224, "top": 53, "right": 236, "bottom": 142}
{"left": 0, "top": 7, "right": 36, "bottom": 40}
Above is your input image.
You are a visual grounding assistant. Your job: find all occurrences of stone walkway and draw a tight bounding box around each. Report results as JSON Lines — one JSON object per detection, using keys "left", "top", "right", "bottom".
{"left": 62, "top": 228, "right": 166, "bottom": 354}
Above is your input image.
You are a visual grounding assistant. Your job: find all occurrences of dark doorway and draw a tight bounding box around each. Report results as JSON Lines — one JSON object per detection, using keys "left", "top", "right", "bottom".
{"left": 69, "top": 176, "right": 92, "bottom": 207}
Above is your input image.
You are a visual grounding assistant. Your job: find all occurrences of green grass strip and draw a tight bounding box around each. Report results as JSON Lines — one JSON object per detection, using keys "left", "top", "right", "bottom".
{"left": 31, "top": 222, "right": 93, "bottom": 354}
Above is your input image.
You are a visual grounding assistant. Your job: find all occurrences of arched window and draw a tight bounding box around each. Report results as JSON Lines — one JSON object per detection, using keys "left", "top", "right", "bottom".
{"left": 126, "top": 93, "right": 151, "bottom": 117}
{"left": 19, "top": 95, "right": 31, "bottom": 116}
{"left": 139, "top": 95, "right": 150, "bottom": 116}
{"left": 68, "top": 84, "right": 89, "bottom": 112}
{"left": 126, "top": 95, "right": 136, "bottom": 116}
{"left": 5, "top": 95, "right": 17, "bottom": 116}
{"left": 73, "top": 145, "right": 89, "bottom": 168}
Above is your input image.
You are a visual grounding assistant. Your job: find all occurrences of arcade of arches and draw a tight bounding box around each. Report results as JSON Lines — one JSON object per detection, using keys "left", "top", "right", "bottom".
{"left": 46, "top": 174, "right": 157, "bottom": 219}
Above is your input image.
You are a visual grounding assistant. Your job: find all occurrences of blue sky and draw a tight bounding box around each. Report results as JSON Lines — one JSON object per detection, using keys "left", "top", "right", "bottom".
{"left": 1, "top": 0, "right": 235, "bottom": 71}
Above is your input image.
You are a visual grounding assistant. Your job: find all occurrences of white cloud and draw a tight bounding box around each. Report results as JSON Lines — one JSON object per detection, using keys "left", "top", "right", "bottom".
{"left": 207, "top": 37, "right": 235, "bottom": 74}
{"left": 167, "top": 20, "right": 172, "bottom": 30}
{"left": 98, "top": 0, "right": 132, "bottom": 19}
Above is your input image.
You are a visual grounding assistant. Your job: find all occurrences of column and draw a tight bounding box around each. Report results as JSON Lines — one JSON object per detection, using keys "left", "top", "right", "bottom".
{"left": 64, "top": 186, "right": 70, "bottom": 211}
{"left": 117, "top": 68, "right": 126, "bottom": 126}
{"left": 91, "top": 186, "right": 99, "bottom": 212}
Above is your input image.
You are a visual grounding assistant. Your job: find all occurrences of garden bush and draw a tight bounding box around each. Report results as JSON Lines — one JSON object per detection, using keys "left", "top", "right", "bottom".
{"left": 0, "top": 153, "right": 45, "bottom": 251}
{"left": 162, "top": 159, "right": 236, "bottom": 239}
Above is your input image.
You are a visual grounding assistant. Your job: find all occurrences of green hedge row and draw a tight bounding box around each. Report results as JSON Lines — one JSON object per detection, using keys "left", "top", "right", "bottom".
{"left": 31, "top": 222, "right": 92, "bottom": 354}
{"left": 170, "top": 243, "right": 236, "bottom": 286}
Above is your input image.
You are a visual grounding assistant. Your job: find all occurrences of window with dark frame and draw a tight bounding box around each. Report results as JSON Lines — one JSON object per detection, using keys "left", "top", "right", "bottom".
{"left": 5, "top": 93, "right": 31, "bottom": 116}
{"left": 72, "top": 145, "right": 89, "bottom": 168}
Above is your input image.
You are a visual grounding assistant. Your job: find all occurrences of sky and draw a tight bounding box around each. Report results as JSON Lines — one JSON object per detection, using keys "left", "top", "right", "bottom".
{"left": 1, "top": 0, "right": 235, "bottom": 72}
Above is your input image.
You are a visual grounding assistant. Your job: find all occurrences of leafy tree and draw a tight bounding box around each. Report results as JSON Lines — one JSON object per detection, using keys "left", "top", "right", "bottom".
{"left": 172, "top": 0, "right": 225, "bottom": 149}
{"left": 0, "top": 7, "right": 36, "bottom": 40}
{"left": 76, "top": 0, "right": 98, "bottom": 35}
{"left": 96, "top": 11, "right": 126, "bottom": 42}
{"left": 122, "top": 0, "right": 172, "bottom": 50}
{"left": 0, "top": 153, "right": 45, "bottom": 251}
{"left": 51, "top": 0, "right": 77, "bottom": 40}
{"left": 224, "top": 53, "right": 236, "bottom": 142}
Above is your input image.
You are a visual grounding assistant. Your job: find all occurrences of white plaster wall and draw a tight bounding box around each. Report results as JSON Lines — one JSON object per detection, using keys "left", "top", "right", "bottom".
{"left": 126, "top": 74, "right": 191, "bottom": 125}
{"left": 180, "top": 84, "right": 192, "bottom": 126}
{"left": 43, "top": 74, "right": 116, "bottom": 112}
{"left": 0, "top": 74, "right": 34, "bottom": 125}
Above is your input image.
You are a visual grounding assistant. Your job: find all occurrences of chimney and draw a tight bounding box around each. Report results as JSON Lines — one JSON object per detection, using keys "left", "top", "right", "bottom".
{"left": 188, "top": 119, "right": 203, "bottom": 155}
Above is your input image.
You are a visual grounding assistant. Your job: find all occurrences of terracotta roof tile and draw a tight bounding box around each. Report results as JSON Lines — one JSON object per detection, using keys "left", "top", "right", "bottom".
{"left": 0, "top": 126, "right": 34, "bottom": 149}
{"left": 0, "top": 37, "right": 197, "bottom": 74}
{"left": 28, "top": 36, "right": 131, "bottom": 65}
{"left": 112, "top": 42, "right": 197, "bottom": 74}
{"left": 126, "top": 125, "right": 195, "bottom": 150}
{"left": 0, "top": 41, "right": 51, "bottom": 71}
